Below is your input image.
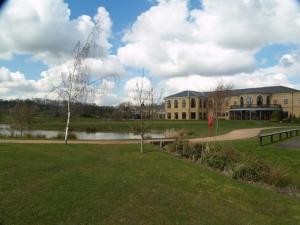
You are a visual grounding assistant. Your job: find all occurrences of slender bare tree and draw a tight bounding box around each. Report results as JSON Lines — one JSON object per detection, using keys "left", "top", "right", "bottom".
{"left": 132, "top": 75, "right": 150, "bottom": 153}
{"left": 54, "top": 22, "right": 115, "bottom": 144}
{"left": 209, "top": 82, "right": 234, "bottom": 136}
{"left": 131, "top": 73, "right": 164, "bottom": 153}
{"left": 10, "top": 100, "right": 37, "bottom": 137}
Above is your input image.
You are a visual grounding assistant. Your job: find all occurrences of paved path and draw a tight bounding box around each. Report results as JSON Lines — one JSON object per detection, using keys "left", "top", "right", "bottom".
{"left": 0, "top": 127, "right": 277, "bottom": 145}
{"left": 189, "top": 127, "right": 275, "bottom": 143}
{"left": 277, "top": 136, "right": 300, "bottom": 149}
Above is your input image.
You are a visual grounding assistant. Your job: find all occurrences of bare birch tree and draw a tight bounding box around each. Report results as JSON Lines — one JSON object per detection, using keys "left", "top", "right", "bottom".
{"left": 10, "top": 100, "right": 37, "bottom": 137}
{"left": 132, "top": 76, "right": 150, "bottom": 153}
{"left": 54, "top": 22, "right": 115, "bottom": 144}
{"left": 131, "top": 74, "right": 164, "bottom": 153}
{"left": 209, "top": 82, "right": 234, "bottom": 136}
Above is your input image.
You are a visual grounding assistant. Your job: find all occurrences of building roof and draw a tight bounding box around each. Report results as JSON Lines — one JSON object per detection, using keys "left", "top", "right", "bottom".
{"left": 165, "top": 90, "right": 208, "bottom": 98}
{"left": 165, "top": 86, "right": 300, "bottom": 99}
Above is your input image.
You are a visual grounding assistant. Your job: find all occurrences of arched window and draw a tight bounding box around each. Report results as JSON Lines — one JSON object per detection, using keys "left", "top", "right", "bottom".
{"left": 240, "top": 97, "right": 244, "bottom": 107}
{"left": 257, "top": 95, "right": 263, "bottom": 106}
{"left": 199, "top": 99, "right": 202, "bottom": 108}
{"left": 182, "top": 99, "right": 186, "bottom": 108}
{"left": 167, "top": 100, "right": 171, "bottom": 108}
{"left": 191, "top": 98, "right": 196, "bottom": 108}
{"left": 246, "top": 96, "right": 253, "bottom": 105}
{"left": 266, "top": 96, "right": 270, "bottom": 105}
{"left": 174, "top": 100, "right": 178, "bottom": 108}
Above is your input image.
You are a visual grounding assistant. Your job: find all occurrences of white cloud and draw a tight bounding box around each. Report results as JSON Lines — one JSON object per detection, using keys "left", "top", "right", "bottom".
{"left": 123, "top": 76, "right": 152, "bottom": 103}
{"left": 0, "top": 0, "right": 126, "bottom": 105}
{"left": 118, "top": 0, "right": 300, "bottom": 77}
{"left": 162, "top": 55, "right": 300, "bottom": 95}
{"left": 0, "top": 0, "right": 115, "bottom": 66}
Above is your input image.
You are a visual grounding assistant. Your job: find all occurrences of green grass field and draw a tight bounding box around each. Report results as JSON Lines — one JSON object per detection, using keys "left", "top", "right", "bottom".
{"left": 0, "top": 143, "right": 299, "bottom": 225}
{"left": 6, "top": 116, "right": 298, "bottom": 137}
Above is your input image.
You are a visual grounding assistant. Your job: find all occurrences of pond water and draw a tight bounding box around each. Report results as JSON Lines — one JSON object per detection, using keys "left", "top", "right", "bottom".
{"left": 0, "top": 124, "right": 165, "bottom": 140}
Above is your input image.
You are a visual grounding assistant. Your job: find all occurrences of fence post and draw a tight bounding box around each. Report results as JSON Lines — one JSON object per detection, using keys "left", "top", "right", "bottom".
{"left": 260, "top": 136, "right": 263, "bottom": 146}
{"left": 270, "top": 135, "right": 273, "bottom": 143}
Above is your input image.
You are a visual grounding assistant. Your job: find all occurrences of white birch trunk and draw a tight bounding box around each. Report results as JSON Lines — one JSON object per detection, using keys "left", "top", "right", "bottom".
{"left": 64, "top": 99, "right": 71, "bottom": 144}
{"left": 140, "top": 136, "right": 143, "bottom": 153}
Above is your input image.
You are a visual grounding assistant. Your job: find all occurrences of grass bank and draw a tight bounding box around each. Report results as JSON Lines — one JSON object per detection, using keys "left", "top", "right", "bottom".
{"left": 224, "top": 138, "right": 300, "bottom": 189}
{"left": 0, "top": 143, "right": 299, "bottom": 225}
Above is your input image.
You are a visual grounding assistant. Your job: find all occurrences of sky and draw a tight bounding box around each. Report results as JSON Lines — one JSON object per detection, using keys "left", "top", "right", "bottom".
{"left": 0, "top": 0, "right": 300, "bottom": 105}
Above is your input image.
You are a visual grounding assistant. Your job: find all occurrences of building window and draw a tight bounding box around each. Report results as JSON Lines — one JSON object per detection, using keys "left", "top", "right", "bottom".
{"left": 182, "top": 112, "right": 186, "bottom": 119}
{"left": 240, "top": 97, "right": 244, "bottom": 107}
{"left": 167, "top": 100, "right": 171, "bottom": 108}
{"left": 203, "top": 113, "right": 207, "bottom": 119}
{"left": 199, "top": 99, "right": 202, "bottom": 108}
{"left": 190, "top": 112, "right": 196, "bottom": 119}
{"left": 203, "top": 100, "right": 206, "bottom": 108}
{"left": 199, "top": 112, "right": 202, "bottom": 119}
{"left": 246, "top": 96, "right": 252, "bottom": 105}
{"left": 284, "top": 99, "right": 288, "bottom": 104}
{"left": 174, "top": 113, "right": 178, "bottom": 119}
{"left": 208, "top": 100, "right": 213, "bottom": 108}
{"left": 182, "top": 99, "right": 186, "bottom": 108}
{"left": 257, "top": 95, "right": 263, "bottom": 106}
{"left": 225, "top": 112, "right": 228, "bottom": 117}
{"left": 167, "top": 113, "right": 171, "bottom": 119}
{"left": 174, "top": 100, "right": 178, "bottom": 108}
{"left": 191, "top": 98, "right": 196, "bottom": 108}
{"left": 266, "top": 96, "right": 270, "bottom": 105}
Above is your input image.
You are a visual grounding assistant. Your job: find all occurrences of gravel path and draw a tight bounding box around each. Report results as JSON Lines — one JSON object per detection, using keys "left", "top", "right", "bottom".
{"left": 0, "top": 127, "right": 278, "bottom": 145}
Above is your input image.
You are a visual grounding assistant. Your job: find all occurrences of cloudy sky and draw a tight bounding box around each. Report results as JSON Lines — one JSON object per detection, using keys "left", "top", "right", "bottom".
{"left": 1, "top": 0, "right": 300, "bottom": 105}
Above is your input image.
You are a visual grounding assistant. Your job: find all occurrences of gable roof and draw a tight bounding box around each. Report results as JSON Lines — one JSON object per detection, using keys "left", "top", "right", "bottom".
{"left": 165, "top": 86, "right": 300, "bottom": 99}
{"left": 165, "top": 90, "right": 208, "bottom": 98}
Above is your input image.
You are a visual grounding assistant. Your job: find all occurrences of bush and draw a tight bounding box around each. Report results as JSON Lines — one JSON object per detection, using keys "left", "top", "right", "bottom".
{"left": 232, "top": 158, "right": 287, "bottom": 187}
{"left": 86, "top": 127, "right": 96, "bottom": 133}
{"left": 53, "top": 132, "right": 77, "bottom": 140}
{"left": 165, "top": 141, "right": 287, "bottom": 187}
{"left": 202, "top": 146, "right": 241, "bottom": 171}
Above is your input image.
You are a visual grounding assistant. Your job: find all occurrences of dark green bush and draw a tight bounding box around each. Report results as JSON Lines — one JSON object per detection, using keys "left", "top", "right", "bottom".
{"left": 54, "top": 132, "right": 77, "bottom": 140}
{"left": 86, "top": 127, "right": 96, "bottom": 133}
{"left": 202, "top": 146, "right": 240, "bottom": 171}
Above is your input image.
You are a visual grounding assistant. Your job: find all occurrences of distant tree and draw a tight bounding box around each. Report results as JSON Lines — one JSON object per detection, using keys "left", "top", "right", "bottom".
{"left": 209, "top": 82, "right": 234, "bottom": 136}
{"left": 9, "top": 100, "right": 37, "bottom": 137}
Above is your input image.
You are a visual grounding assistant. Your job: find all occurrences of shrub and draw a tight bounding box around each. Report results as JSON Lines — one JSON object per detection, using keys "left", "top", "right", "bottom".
{"left": 86, "top": 127, "right": 96, "bottom": 133}
{"left": 202, "top": 146, "right": 240, "bottom": 171}
{"left": 54, "top": 132, "right": 77, "bottom": 140}
{"left": 232, "top": 158, "right": 287, "bottom": 187}
{"left": 232, "top": 162, "right": 264, "bottom": 182}
{"left": 191, "top": 143, "right": 204, "bottom": 161}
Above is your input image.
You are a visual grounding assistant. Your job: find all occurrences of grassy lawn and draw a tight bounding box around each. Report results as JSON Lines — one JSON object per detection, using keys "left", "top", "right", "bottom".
{"left": 0, "top": 143, "right": 299, "bottom": 225}
{"left": 1, "top": 116, "right": 297, "bottom": 137}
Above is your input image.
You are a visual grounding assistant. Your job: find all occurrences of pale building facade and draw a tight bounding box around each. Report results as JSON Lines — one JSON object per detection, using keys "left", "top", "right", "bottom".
{"left": 164, "top": 86, "right": 300, "bottom": 120}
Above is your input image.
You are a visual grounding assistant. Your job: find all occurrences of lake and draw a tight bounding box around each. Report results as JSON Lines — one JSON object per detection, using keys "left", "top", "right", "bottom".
{"left": 0, "top": 124, "right": 165, "bottom": 140}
